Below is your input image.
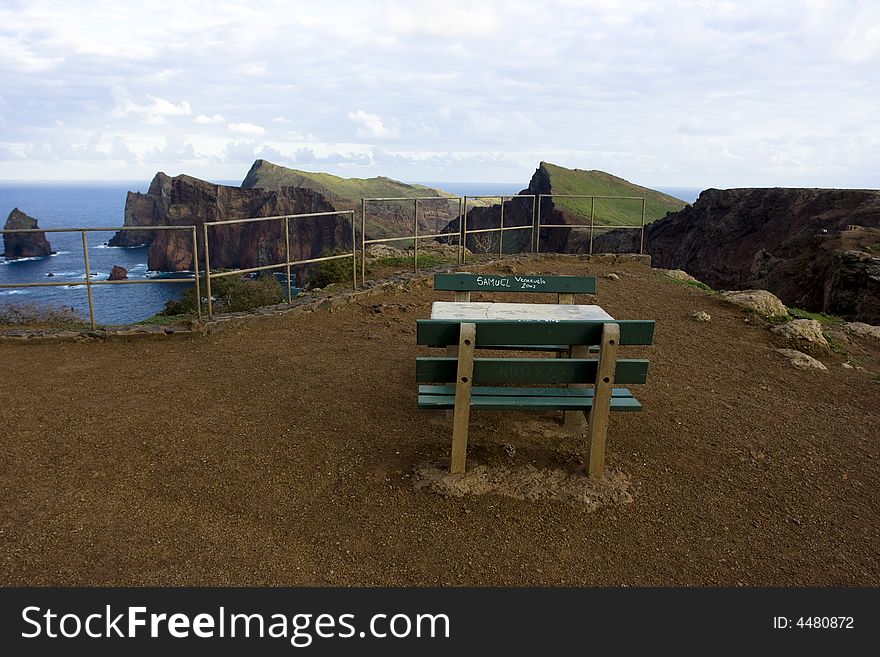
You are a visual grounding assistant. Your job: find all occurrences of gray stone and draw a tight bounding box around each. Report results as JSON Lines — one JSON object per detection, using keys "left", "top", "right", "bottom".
{"left": 771, "top": 319, "right": 829, "bottom": 350}
{"left": 720, "top": 289, "right": 788, "bottom": 317}
{"left": 843, "top": 322, "right": 880, "bottom": 340}
{"left": 775, "top": 348, "right": 827, "bottom": 371}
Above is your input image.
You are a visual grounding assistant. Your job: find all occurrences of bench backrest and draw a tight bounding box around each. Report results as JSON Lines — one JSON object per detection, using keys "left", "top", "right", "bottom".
{"left": 434, "top": 273, "right": 596, "bottom": 302}
{"left": 416, "top": 319, "right": 653, "bottom": 386}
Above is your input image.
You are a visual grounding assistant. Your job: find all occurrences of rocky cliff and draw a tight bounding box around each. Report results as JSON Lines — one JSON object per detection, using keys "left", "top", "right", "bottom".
{"left": 3, "top": 208, "right": 53, "bottom": 258}
{"left": 242, "top": 159, "right": 462, "bottom": 240}
{"left": 110, "top": 174, "right": 350, "bottom": 281}
{"left": 594, "top": 188, "right": 880, "bottom": 323}
{"left": 108, "top": 173, "right": 174, "bottom": 247}
{"left": 442, "top": 162, "right": 687, "bottom": 255}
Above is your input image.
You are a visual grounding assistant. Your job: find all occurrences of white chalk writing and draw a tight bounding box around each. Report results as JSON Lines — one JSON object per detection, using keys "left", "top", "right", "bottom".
{"left": 475, "top": 276, "right": 512, "bottom": 288}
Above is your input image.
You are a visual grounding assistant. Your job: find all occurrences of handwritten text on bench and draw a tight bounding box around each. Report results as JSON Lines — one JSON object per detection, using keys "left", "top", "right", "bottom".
{"left": 475, "top": 276, "right": 548, "bottom": 291}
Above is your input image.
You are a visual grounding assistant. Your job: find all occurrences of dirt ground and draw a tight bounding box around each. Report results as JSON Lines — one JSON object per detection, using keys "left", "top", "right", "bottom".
{"left": 1, "top": 255, "right": 878, "bottom": 586}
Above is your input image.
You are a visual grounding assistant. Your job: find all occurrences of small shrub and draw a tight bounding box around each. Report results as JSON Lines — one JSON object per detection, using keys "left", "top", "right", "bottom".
{"left": 158, "top": 273, "right": 283, "bottom": 316}
{"left": 823, "top": 332, "right": 849, "bottom": 356}
{"left": 309, "top": 250, "right": 353, "bottom": 288}
{"left": 0, "top": 302, "right": 86, "bottom": 328}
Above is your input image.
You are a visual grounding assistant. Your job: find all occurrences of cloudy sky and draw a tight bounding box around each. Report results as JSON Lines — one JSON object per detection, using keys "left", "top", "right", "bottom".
{"left": 0, "top": 0, "right": 877, "bottom": 187}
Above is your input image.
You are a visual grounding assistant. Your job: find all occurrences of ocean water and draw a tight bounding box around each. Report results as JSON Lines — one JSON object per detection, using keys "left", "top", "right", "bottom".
{"left": 0, "top": 181, "right": 193, "bottom": 325}
{"left": 0, "top": 181, "right": 532, "bottom": 324}
{"left": 1, "top": 181, "right": 702, "bottom": 325}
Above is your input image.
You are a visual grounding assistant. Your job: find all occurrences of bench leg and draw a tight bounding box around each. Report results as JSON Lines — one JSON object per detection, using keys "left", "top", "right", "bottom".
{"left": 587, "top": 323, "right": 619, "bottom": 480}
{"left": 564, "top": 344, "right": 588, "bottom": 431}
{"left": 450, "top": 323, "right": 476, "bottom": 474}
{"left": 444, "top": 344, "right": 458, "bottom": 421}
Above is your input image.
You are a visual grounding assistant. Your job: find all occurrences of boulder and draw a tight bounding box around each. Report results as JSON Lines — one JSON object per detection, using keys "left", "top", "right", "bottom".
{"left": 775, "top": 348, "right": 827, "bottom": 371}
{"left": 3, "top": 208, "right": 53, "bottom": 258}
{"left": 720, "top": 289, "right": 788, "bottom": 317}
{"left": 770, "top": 319, "right": 829, "bottom": 350}
{"left": 659, "top": 269, "right": 699, "bottom": 283}
{"left": 108, "top": 265, "right": 128, "bottom": 281}
{"left": 842, "top": 322, "right": 880, "bottom": 340}
{"left": 691, "top": 311, "right": 711, "bottom": 322}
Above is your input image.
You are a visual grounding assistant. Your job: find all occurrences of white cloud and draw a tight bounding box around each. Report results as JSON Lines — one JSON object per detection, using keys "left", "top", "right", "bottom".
{"left": 0, "top": 1, "right": 877, "bottom": 186}
{"left": 347, "top": 110, "right": 400, "bottom": 139}
{"left": 228, "top": 122, "right": 266, "bottom": 136}
{"left": 196, "top": 114, "right": 226, "bottom": 125}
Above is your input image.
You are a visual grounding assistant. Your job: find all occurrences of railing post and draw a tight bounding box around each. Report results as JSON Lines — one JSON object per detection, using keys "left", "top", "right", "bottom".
{"left": 361, "top": 198, "right": 367, "bottom": 287}
{"left": 499, "top": 196, "right": 504, "bottom": 258}
{"left": 191, "top": 226, "right": 202, "bottom": 320}
{"left": 536, "top": 195, "right": 542, "bottom": 254}
{"left": 284, "top": 216, "right": 293, "bottom": 303}
{"left": 351, "top": 210, "right": 356, "bottom": 289}
{"left": 461, "top": 195, "right": 468, "bottom": 264}
{"left": 640, "top": 197, "right": 646, "bottom": 255}
{"left": 203, "top": 223, "right": 213, "bottom": 317}
{"left": 589, "top": 196, "right": 595, "bottom": 255}
{"left": 413, "top": 198, "right": 418, "bottom": 273}
{"left": 530, "top": 195, "right": 536, "bottom": 254}
{"left": 80, "top": 230, "right": 96, "bottom": 329}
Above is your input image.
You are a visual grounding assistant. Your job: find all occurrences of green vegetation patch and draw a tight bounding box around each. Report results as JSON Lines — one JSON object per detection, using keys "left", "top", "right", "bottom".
{"left": 788, "top": 307, "right": 844, "bottom": 325}
{"left": 157, "top": 273, "right": 284, "bottom": 317}
{"left": 542, "top": 162, "right": 688, "bottom": 227}
{"left": 661, "top": 275, "right": 715, "bottom": 293}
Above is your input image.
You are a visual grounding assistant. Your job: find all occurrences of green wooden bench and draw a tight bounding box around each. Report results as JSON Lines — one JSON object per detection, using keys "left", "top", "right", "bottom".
{"left": 416, "top": 319, "right": 654, "bottom": 478}
{"left": 433, "top": 273, "right": 599, "bottom": 354}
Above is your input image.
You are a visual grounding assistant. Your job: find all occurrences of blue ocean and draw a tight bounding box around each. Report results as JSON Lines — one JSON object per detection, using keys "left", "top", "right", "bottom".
{"left": 0, "top": 181, "right": 700, "bottom": 325}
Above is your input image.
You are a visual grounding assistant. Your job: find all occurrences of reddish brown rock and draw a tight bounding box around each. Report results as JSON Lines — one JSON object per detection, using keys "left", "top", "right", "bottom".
{"left": 3, "top": 208, "right": 53, "bottom": 258}
{"left": 108, "top": 265, "right": 128, "bottom": 281}
{"left": 594, "top": 188, "right": 880, "bottom": 324}
{"left": 111, "top": 173, "right": 352, "bottom": 285}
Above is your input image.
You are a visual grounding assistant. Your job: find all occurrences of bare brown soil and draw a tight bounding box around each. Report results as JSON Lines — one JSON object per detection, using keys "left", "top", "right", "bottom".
{"left": 1, "top": 255, "right": 878, "bottom": 586}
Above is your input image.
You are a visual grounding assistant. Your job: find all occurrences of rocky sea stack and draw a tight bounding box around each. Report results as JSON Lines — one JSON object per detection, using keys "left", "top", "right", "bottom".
{"left": 3, "top": 208, "right": 53, "bottom": 259}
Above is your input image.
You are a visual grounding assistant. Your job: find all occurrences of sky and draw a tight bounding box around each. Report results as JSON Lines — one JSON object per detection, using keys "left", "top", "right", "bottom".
{"left": 0, "top": 0, "right": 878, "bottom": 188}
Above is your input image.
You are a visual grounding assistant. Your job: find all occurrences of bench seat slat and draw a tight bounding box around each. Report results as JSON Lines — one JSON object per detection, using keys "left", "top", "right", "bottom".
{"left": 481, "top": 344, "right": 599, "bottom": 353}
{"left": 419, "top": 385, "right": 634, "bottom": 398}
{"left": 418, "top": 388, "right": 642, "bottom": 411}
{"left": 416, "top": 357, "right": 650, "bottom": 385}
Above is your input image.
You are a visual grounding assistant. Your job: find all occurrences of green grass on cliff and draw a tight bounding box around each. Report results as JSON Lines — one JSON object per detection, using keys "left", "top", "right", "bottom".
{"left": 242, "top": 160, "right": 456, "bottom": 205}
{"left": 542, "top": 162, "right": 688, "bottom": 226}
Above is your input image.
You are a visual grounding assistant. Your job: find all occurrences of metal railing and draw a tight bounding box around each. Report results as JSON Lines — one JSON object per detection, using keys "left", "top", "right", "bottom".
{"left": 536, "top": 194, "right": 647, "bottom": 254}
{"left": 203, "top": 210, "right": 356, "bottom": 317}
{"left": 360, "top": 197, "right": 463, "bottom": 286}
{"left": 459, "top": 194, "right": 536, "bottom": 264}
{"left": 0, "top": 225, "right": 200, "bottom": 329}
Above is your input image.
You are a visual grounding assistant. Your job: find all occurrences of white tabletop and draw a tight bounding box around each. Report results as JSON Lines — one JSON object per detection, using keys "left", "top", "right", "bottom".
{"left": 431, "top": 301, "right": 614, "bottom": 321}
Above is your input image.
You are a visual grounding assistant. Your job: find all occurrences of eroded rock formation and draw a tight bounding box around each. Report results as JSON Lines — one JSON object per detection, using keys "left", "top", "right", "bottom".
{"left": 3, "top": 208, "right": 53, "bottom": 258}
{"left": 594, "top": 188, "right": 880, "bottom": 324}
{"left": 110, "top": 173, "right": 352, "bottom": 283}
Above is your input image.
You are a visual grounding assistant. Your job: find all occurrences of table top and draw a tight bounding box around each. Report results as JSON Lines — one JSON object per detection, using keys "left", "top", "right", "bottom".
{"left": 431, "top": 301, "right": 614, "bottom": 321}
